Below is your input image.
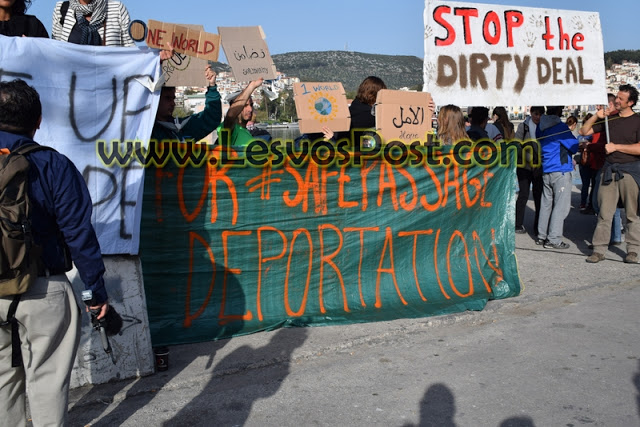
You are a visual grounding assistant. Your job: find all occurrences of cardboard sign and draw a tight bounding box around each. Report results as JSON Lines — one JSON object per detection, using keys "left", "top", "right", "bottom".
{"left": 147, "top": 20, "right": 220, "bottom": 62}
{"left": 423, "top": 1, "right": 607, "bottom": 105}
{"left": 375, "top": 90, "right": 433, "bottom": 144}
{"left": 218, "top": 26, "right": 277, "bottom": 82}
{"left": 161, "top": 52, "right": 210, "bottom": 87}
{"left": 293, "top": 82, "right": 351, "bottom": 135}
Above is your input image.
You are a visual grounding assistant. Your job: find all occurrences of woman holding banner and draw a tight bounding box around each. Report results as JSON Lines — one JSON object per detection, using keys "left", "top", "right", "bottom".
{"left": 0, "top": 0, "right": 48, "bottom": 37}
{"left": 51, "top": 0, "right": 134, "bottom": 46}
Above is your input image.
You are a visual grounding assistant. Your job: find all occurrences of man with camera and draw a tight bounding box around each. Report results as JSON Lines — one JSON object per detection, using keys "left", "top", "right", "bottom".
{"left": 0, "top": 79, "right": 109, "bottom": 426}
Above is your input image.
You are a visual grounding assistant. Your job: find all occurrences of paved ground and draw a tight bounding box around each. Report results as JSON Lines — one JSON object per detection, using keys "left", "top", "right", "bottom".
{"left": 66, "top": 184, "right": 640, "bottom": 426}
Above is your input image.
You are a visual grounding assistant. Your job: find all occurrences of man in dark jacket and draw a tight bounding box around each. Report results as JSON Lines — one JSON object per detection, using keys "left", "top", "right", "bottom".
{"left": 513, "top": 106, "right": 544, "bottom": 235}
{"left": 152, "top": 66, "right": 221, "bottom": 145}
{"left": 536, "top": 106, "right": 578, "bottom": 249}
{"left": 0, "top": 79, "right": 108, "bottom": 426}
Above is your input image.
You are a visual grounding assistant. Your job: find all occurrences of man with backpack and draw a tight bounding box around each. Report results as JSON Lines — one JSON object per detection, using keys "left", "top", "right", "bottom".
{"left": 0, "top": 79, "right": 108, "bottom": 426}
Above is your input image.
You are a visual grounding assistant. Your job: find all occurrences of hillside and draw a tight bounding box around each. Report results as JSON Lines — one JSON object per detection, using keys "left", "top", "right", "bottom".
{"left": 605, "top": 49, "right": 640, "bottom": 69}
{"left": 272, "top": 51, "right": 423, "bottom": 92}
{"left": 212, "top": 51, "right": 423, "bottom": 92}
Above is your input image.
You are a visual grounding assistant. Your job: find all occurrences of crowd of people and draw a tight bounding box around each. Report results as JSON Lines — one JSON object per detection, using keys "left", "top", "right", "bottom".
{"left": 2, "top": 1, "right": 640, "bottom": 425}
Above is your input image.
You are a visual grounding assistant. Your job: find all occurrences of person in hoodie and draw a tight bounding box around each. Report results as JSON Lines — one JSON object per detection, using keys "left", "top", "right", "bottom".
{"left": 535, "top": 106, "right": 578, "bottom": 249}
{"left": 151, "top": 66, "right": 221, "bottom": 149}
{"left": 513, "top": 106, "right": 544, "bottom": 235}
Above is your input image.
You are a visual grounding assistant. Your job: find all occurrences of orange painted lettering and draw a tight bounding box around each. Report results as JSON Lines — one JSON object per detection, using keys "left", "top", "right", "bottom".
{"left": 257, "top": 227, "right": 288, "bottom": 321}
{"left": 284, "top": 229, "right": 313, "bottom": 317}
{"left": 338, "top": 167, "right": 358, "bottom": 209}
{"left": 398, "top": 230, "right": 433, "bottom": 301}
{"left": 446, "top": 230, "right": 474, "bottom": 298}
{"left": 184, "top": 232, "right": 216, "bottom": 328}
{"left": 344, "top": 226, "right": 380, "bottom": 307}
{"left": 221, "top": 230, "right": 253, "bottom": 324}
{"left": 420, "top": 165, "right": 444, "bottom": 211}
{"left": 377, "top": 163, "right": 399, "bottom": 210}
{"left": 318, "top": 224, "right": 349, "bottom": 314}
{"left": 374, "top": 227, "right": 407, "bottom": 308}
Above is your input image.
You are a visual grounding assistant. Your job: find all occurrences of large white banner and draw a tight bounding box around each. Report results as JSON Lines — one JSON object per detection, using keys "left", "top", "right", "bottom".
{"left": 0, "top": 35, "right": 161, "bottom": 255}
{"left": 423, "top": 1, "right": 607, "bottom": 106}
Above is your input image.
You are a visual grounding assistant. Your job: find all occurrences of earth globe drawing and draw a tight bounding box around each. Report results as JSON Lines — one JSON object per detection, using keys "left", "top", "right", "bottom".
{"left": 314, "top": 97, "right": 333, "bottom": 116}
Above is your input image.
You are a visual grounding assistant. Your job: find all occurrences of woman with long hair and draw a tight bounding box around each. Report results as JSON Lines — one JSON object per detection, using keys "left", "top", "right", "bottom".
{"left": 0, "top": 0, "right": 48, "bottom": 37}
{"left": 436, "top": 104, "right": 469, "bottom": 145}
{"left": 492, "top": 106, "right": 515, "bottom": 140}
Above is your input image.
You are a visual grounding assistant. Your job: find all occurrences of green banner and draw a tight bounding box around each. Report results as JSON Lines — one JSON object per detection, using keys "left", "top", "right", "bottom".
{"left": 140, "top": 143, "right": 521, "bottom": 346}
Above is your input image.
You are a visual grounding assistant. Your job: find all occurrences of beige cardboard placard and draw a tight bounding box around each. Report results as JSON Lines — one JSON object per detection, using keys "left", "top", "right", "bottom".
{"left": 218, "top": 26, "right": 277, "bottom": 82}
{"left": 375, "top": 90, "right": 432, "bottom": 144}
{"left": 145, "top": 23, "right": 211, "bottom": 86}
{"left": 293, "top": 82, "right": 350, "bottom": 135}
{"left": 161, "top": 53, "right": 209, "bottom": 87}
{"left": 146, "top": 20, "right": 220, "bottom": 61}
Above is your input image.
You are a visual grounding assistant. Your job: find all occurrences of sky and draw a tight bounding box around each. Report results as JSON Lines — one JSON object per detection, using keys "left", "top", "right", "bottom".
{"left": 26, "top": 0, "right": 639, "bottom": 59}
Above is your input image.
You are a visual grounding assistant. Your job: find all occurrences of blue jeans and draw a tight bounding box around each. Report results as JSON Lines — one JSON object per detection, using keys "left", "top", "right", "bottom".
{"left": 579, "top": 164, "right": 597, "bottom": 206}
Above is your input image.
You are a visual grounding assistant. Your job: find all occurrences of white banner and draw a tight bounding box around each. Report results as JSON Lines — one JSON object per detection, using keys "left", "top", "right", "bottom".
{"left": 423, "top": 1, "right": 607, "bottom": 106}
{"left": 0, "top": 35, "right": 161, "bottom": 255}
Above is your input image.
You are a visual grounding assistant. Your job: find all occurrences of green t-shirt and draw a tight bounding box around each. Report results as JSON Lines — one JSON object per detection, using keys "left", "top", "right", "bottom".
{"left": 217, "top": 123, "right": 253, "bottom": 147}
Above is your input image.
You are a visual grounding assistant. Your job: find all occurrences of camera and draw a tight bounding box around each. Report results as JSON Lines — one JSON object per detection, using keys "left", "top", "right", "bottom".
{"left": 81, "top": 290, "right": 122, "bottom": 364}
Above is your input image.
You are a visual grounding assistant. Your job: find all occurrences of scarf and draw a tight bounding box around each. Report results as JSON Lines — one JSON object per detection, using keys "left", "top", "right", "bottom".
{"left": 69, "top": 0, "right": 107, "bottom": 45}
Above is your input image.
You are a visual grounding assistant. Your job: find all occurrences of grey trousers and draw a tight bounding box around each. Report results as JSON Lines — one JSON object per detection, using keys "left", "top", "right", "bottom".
{"left": 537, "top": 172, "right": 573, "bottom": 244}
{"left": 0, "top": 275, "right": 80, "bottom": 427}
{"left": 592, "top": 173, "right": 640, "bottom": 255}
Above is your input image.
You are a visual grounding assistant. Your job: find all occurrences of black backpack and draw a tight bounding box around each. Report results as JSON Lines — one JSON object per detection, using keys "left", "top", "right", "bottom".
{"left": 0, "top": 144, "right": 54, "bottom": 367}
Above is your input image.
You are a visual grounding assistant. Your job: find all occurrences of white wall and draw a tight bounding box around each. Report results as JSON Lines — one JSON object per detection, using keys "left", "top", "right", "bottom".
{"left": 67, "top": 256, "right": 155, "bottom": 388}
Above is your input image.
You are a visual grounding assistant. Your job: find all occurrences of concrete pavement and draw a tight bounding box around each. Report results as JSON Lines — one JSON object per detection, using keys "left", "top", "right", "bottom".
{"left": 66, "top": 184, "right": 640, "bottom": 426}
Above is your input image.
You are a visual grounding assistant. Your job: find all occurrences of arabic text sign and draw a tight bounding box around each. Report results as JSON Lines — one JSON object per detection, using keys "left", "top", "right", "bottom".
{"left": 0, "top": 35, "right": 160, "bottom": 254}
{"left": 376, "top": 90, "right": 433, "bottom": 144}
{"left": 140, "top": 146, "right": 521, "bottom": 346}
{"left": 147, "top": 20, "right": 220, "bottom": 62}
{"left": 293, "top": 82, "right": 351, "bottom": 134}
{"left": 423, "top": 1, "right": 607, "bottom": 106}
{"left": 218, "top": 26, "right": 277, "bottom": 82}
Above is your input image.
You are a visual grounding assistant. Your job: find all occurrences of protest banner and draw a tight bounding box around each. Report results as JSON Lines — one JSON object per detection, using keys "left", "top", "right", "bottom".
{"left": 218, "top": 26, "right": 277, "bottom": 82}
{"left": 375, "top": 90, "right": 433, "bottom": 144}
{"left": 146, "top": 20, "right": 220, "bottom": 62}
{"left": 140, "top": 144, "right": 521, "bottom": 346}
{"left": 293, "top": 82, "right": 351, "bottom": 134}
{"left": 0, "top": 35, "right": 160, "bottom": 254}
{"left": 423, "top": 1, "right": 607, "bottom": 105}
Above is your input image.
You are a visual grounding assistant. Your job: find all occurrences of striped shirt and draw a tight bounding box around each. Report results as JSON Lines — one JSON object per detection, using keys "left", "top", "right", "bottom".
{"left": 51, "top": 1, "right": 135, "bottom": 47}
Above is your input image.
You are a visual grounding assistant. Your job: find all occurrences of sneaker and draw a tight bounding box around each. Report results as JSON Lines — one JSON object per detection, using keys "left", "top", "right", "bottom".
{"left": 624, "top": 252, "right": 638, "bottom": 264}
{"left": 543, "top": 241, "right": 570, "bottom": 249}
{"left": 535, "top": 238, "right": 546, "bottom": 245}
{"left": 515, "top": 225, "right": 526, "bottom": 234}
{"left": 586, "top": 252, "right": 606, "bottom": 263}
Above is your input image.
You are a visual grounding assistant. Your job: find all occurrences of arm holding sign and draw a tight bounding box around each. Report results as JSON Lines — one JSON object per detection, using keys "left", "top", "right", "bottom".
{"left": 180, "top": 66, "right": 222, "bottom": 142}
{"left": 223, "top": 78, "right": 264, "bottom": 130}
{"left": 579, "top": 108, "right": 607, "bottom": 137}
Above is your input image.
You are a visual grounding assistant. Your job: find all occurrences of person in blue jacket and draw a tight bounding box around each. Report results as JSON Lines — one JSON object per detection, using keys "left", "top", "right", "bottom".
{"left": 0, "top": 79, "right": 108, "bottom": 426}
{"left": 536, "top": 105, "right": 579, "bottom": 249}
